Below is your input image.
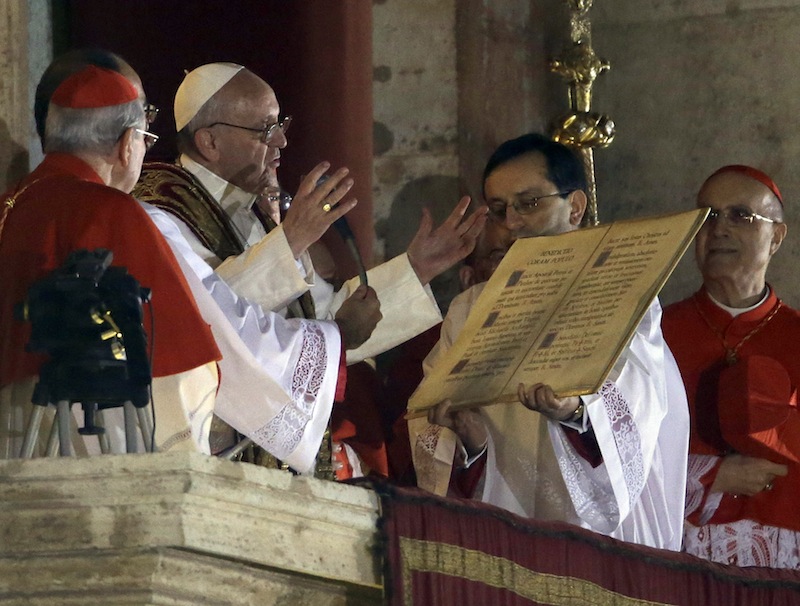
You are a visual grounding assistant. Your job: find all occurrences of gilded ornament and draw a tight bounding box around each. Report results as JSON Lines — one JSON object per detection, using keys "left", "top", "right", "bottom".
{"left": 551, "top": 112, "right": 615, "bottom": 148}
{"left": 569, "top": 0, "right": 594, "bottom": 13}
{"left": 549, "top": 0, "right": 612, "bottom": 225}
{"left": 550, "top": 43, "right": 609, "bottom": 85}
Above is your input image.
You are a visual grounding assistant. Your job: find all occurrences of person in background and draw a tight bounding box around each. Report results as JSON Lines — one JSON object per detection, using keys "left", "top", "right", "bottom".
{"left": 379, "top": 218, "right": 514, "bottom": 485}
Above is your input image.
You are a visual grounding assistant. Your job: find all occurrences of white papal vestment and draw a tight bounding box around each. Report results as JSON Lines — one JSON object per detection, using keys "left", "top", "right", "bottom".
{"left": 171, "top": 155, "right": 443, "bottom": 364}
{"left": 144, "top": 203, "right": 341, "bottom": 474}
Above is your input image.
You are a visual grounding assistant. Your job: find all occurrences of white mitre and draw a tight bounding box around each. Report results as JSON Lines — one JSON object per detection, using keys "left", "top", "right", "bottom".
{"left": 174, "top": 62, "right": 244, "bottom": 131}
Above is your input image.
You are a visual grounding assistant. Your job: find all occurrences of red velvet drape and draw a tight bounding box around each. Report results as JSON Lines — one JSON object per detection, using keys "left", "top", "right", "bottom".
{"left": 66, "top": 0, "right": 373, "bottom": 278}
{"left": 374, "top": 483, "right": 800, "bottom": 606}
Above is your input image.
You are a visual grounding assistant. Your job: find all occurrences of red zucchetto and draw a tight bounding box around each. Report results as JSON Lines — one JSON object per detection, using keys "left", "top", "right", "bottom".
{"left": 704, "top": 164, "right": 784, "bottom": 206}
{"left": 51, "top": 65, "right": 138, "bottom": 109}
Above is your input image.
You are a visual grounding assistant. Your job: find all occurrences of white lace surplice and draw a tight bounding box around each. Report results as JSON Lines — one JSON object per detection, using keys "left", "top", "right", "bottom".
{"left": 145, "top": 203, "right": 340, "bottom": 474}
{"left": 684, "top": 520, "right": 800, "bottom": 568}
{"left": 683, "top": 453, "right": 800, "bottom": 568}
{"left": 410, "top": 283, "right": 690, "bottom": 550}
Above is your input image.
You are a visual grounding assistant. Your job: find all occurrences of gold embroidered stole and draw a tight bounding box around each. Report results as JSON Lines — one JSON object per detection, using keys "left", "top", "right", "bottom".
{"left": 134, "top": 162, "right": 244, "bottom": 262}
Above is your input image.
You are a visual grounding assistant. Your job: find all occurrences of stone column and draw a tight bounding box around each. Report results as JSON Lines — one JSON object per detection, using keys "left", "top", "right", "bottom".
{"left": 0, "top": 0, "right": 52, "bottom": 191}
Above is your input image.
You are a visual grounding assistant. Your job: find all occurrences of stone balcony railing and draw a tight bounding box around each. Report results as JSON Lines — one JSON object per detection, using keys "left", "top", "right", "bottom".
{"left": 0, "top": 452, "right": 383, "bottom": 605}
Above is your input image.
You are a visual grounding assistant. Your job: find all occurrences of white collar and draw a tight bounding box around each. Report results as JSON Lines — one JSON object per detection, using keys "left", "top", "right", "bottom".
{"left": 179, "top": 153, "right": 257, "bottom": 213}
{"left": 707, "top": 287, "right": 770, "bottom": 318}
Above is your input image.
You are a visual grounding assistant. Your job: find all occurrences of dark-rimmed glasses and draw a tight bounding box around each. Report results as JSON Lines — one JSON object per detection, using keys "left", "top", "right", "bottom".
{"left": 704, "top": 206, "right": 779, "bottom": 227}
{"left": 135, "top": 128, "right": 159, "bottom": 150}
{"left": 144, "top": 103, "right": 159, "bottom": 125}
{"left": 488, "top": 191, "right": 572, "bottom": 221}
{"left": 206, "top": 115, "right": 292, "bottom": 145}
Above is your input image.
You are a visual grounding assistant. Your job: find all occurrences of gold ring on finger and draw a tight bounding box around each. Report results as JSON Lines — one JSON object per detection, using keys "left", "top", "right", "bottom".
{"left": 322, "top": 203, "right": 332, "bottom": 213}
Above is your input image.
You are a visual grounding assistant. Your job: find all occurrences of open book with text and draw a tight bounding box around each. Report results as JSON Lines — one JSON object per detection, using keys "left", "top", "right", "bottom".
{"left": 407, "top": 208, "right": 708, "bottom": 417}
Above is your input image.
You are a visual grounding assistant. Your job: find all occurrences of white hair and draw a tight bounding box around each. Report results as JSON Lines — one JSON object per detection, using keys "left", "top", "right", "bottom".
{"left": 44, "top": 99, "right": 144, "bottom": 155}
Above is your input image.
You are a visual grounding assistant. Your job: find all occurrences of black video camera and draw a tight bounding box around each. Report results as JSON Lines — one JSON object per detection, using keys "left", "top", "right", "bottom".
{"left": 15, "top": 248, "right": 152, "bottom": 411}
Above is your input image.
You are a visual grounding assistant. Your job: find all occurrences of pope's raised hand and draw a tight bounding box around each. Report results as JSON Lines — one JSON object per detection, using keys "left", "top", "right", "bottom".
{"left": 282, "top": 161, "right": 357, "bottom": 258}
{"left": 407, "top": 196, "right": 488, "bottom": 285}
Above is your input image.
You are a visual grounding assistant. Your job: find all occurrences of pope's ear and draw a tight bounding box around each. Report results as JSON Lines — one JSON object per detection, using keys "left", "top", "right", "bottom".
{"left": 193, "top": 128, "right": 219, "bottom": 162}
{"left": 117, "top": 127, "right": 135, "bottom": 166}
{"left": 569, "top": 190, "right": 588, "bottom": 226}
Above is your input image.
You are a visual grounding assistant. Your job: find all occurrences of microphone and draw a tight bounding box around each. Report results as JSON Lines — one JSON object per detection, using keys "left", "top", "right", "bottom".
{"left": 332, "top": 215, "right": 368, "bottom": 287}
{"left": 315, "top": 175, "right": 368, "bottom": 287}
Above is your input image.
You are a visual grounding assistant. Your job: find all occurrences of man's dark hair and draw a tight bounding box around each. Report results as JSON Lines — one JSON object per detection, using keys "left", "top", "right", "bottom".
{"left": 34, "top": 49, "right": 128, "bottom": 143}
{"left": 481, "top": 133, "right": 588, "bottom": 198}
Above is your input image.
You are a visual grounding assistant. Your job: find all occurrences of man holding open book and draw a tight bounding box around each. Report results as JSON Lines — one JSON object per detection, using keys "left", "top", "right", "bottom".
{"left": 409, "top": 133, "right": 690, "bottom": 551}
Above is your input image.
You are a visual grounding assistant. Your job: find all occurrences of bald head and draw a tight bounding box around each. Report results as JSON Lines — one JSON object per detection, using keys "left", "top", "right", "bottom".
{"left": 698, "top": 170, "right": 784, "bottom": 223}
{"left": 175, "top": 69, "right": 276, "bottom": 152}
{"left": 212, "top": 70, "right": 276, "bottom": 123}
{"left": 695, "top": 168, "right": 788, "bottom": 307}
{"left": 174, "top": 62, "right": 244, "bottom": 131}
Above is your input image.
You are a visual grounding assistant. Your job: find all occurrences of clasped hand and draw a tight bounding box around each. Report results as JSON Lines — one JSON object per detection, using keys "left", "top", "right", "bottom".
{"left": 427, "top": 399, "right": 488, "bottom": 458}
{"left": 712, "top": 453, "right": 788, "bottom": 497}
{"left": 334, "top": 285, "right": 382, "bottom": 350}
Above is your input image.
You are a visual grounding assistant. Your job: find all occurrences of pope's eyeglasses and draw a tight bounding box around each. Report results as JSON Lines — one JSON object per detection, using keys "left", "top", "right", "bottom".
{"left": 206, "top": 115, "right": 292, "bottom": 145}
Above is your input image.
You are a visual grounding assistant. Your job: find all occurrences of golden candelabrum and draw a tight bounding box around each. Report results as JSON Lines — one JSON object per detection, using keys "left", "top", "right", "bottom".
{"left": 550, "top": 0, "right": 615, "bottom": 226}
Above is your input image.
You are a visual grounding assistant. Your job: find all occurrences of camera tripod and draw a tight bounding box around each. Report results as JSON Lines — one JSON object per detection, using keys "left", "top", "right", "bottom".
{"left": 15, "top": 248, "right": 154, "bottom": 458}
{"left": 19, "top": 358, "right": 154, "bottom": 458}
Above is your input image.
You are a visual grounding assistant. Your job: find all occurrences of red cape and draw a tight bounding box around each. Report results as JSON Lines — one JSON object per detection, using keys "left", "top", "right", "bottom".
{"left": 0, "top": 153, "right": 220, "bottom": 385}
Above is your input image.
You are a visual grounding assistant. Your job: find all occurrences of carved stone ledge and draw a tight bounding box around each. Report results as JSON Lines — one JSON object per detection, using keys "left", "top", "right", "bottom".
{"left": 0, "top": 452, "right": 382, "bottom": 605}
